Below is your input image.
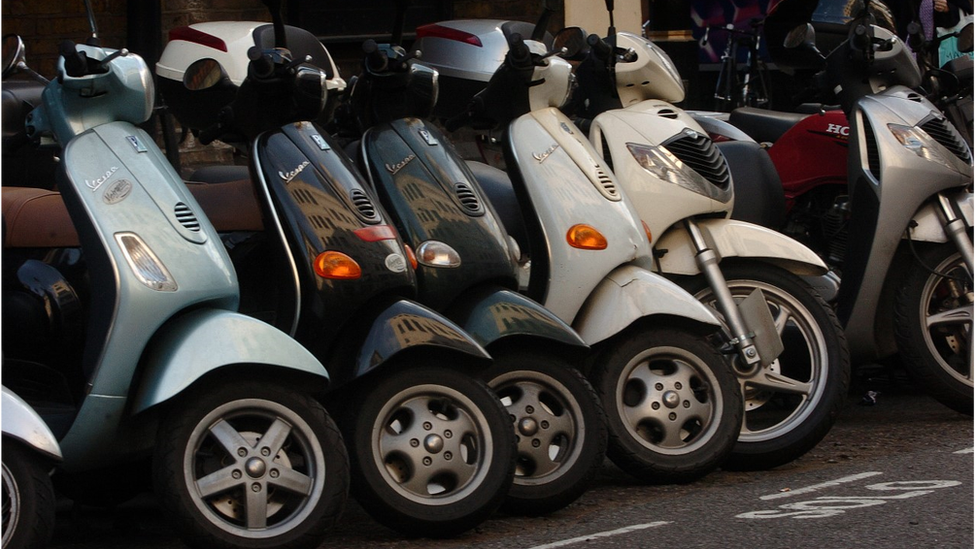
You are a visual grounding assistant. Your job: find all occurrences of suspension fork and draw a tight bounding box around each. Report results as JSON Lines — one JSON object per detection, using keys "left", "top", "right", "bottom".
{"left": 937, "top": 192, "right": 975, "bottom": 274}
{"left": 684, "top": 218, "right": 764, "bottom": 371}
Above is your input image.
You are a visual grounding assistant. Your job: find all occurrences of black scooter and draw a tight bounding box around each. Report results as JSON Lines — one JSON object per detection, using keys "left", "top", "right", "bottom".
{"left": 334, "top": 38, "right": 607, "bottom": 516}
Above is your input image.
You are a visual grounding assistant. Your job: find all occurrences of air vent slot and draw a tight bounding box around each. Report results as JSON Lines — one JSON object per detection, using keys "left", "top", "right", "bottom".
{"left": 174, "top": 202, "right": 201, "bottom": 232}
{"left": 595, "top": 166, "right": 619, "bottom": 198}
{"left": 349, "top": 189, "right": 379, "bottom": 221}
{"left": 920, "top": 117, "right": 973, "bottom": 164}
{"left": 657, "top": 109, "right": 679, "bottom": 119}
{"left": 862, "top": 120, "right": 881, "bottom": 181}
{"left": 662, "top": 132, "right": 731, "bottom": 189}
{"left": 905, "top": 91, "right": 923, "bottom": 102}
{"left": 454, "top": 182, "right": 484, "bottom": 215}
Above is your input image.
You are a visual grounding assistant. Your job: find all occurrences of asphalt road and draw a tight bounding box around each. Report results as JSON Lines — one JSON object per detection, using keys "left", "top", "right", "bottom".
{"left": 51, "top": 364, "right": 974, "bottom": 549}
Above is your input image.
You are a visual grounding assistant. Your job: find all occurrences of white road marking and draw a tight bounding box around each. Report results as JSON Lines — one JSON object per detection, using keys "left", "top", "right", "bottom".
{"left": 526, "top": 521, "right": 672, "bottom": 549}
{"left": 760, "top": 472, "right": 884, "bottom": 500}
{"left": 953, "top": 447, "right": 973, "bottom": 454}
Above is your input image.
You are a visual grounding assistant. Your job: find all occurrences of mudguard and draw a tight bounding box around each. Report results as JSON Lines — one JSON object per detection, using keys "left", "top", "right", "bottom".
{"left": 908, "top": 191, "right": 974, "bottom": 243}
{"left": 573, "top": 265, "right": 722, "bottom": 345}
{"left": 654, "top": 218, "right": 828, "bottom": 277}
{"left": 345, "top": 299, "right": 492, "bottom": 385}
{"left": 1, "top": 386, "right": 62, "bottom": 461}
{"left": 131, "top": 308, "right": 329, "bottom": 413}
{"left": 444, "top": 286, "right": 587, "bottom": 349}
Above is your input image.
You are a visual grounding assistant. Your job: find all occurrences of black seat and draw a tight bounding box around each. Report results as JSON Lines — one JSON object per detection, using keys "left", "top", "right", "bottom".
{"left": 729, "top": 107, "right": 809, "bottom": 144}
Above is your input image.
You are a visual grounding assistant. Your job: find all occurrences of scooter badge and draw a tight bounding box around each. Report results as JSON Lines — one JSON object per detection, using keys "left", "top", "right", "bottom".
{"left": 86, "top": 166, "right": 119, "bottom": 192}
{"left": 126, "top": 135, "right": 148, "bottom": 153}
{"left": 419, "top": 128, "right": 439, "bottom": 146}
{"left": 386, "top": 154, "right": 416, "bottom": 175}
{"left": 533, "top": 143, "right": 559, "bottom": 163}
{"left": 385, "top": 253, "right": 407, "bottom": 273}
{"left": 279, "top": 160, "right": 310, "bottom": 182}
{"left": 103, "top": 179, "right": 133, "bottom": 204}
{"left": 311, "top": 134, "right": 332, "bottom": 151}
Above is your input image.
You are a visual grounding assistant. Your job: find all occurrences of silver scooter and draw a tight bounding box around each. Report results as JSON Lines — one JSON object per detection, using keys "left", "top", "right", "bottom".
{"left": 0, "top": 31, "right": 348, "bottom": 549}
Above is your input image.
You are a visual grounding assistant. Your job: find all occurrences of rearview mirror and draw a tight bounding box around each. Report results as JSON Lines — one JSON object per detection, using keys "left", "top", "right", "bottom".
{"left": 553, "top": 27, "right": 589, "bottom": 61}
{"left": 2, "top": 34, "right": 25, "bottom": 78}
{"left": 183, "top": 58, "right": 226, "bottom": 91}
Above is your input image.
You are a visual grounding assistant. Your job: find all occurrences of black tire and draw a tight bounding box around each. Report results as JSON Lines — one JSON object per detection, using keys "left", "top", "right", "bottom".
{"left": 153, "top": 380, "right": 349, "bottom": 549}
{"left": 481, "top": 352, "right": 607, "bottom": 516}
{"left": 894, "top": 243, "right": 973, "bottom": 415}
{"left": 2, "top": 441, "right": 56, "bottom": 549}
{"left": 684, "top": 262, "right": 850, "bottom": 470}
{"left": 590, "top": 327, "right": 741, "bottom": 484}
{"left": 343, "top": 365, "right": 515, "bottom": 538}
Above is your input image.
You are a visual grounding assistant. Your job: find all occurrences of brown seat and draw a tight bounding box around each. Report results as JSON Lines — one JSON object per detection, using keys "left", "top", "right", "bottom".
{"left": 2, "top": 179, "right": 263, "bottom": 249}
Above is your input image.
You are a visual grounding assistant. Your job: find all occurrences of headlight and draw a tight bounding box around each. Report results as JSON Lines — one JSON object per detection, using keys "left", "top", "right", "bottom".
{"left": 626, "top": 142, "right": 724, "bottom": 201}
{"left": 888, "top": 123, "right": 955, "bottom": 171}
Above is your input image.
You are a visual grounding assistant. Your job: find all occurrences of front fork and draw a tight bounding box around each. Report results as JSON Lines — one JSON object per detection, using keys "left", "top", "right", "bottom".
{"left": 685, "top": 218, "right": 764, "bottom": 372}
{"left": 937, "top": 192, "right": 975, "bottom": 274}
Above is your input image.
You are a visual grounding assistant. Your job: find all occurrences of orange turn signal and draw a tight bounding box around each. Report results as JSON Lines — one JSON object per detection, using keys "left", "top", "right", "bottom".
{"left": 642, "top": 220, "right": 653, "bottom": 244}
{"left": 404, "top": 244, "right": 419, "bottom": 270}
{"left": 566, "top": 224, "right": 608, "bottom": 250}
{"left": 313, "top": 251, "right": 362, "bottom": 279}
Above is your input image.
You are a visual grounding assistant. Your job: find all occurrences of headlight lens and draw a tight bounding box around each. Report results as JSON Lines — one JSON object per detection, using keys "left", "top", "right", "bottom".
{"left": 888, "top": 123, "right": 955, "bottom": 170}
{"left": 626, "top": 142, "right": 723, "bottom": 200}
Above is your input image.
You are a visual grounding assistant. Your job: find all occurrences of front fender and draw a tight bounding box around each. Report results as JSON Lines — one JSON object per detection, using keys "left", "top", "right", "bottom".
{"left": 445, "top": 286, "right": 588, "bottom": 349}
{"left": 655, "top": 218, "right": 827, "bottom": 276}
{"left": 908, "top": 192, "right": 974, "bottom": 243}
{"left": 2, "top": 386, "right": 62, "bottom": 461}
{"left": 131, "top": 309, "right": 329, "bottom": 413}
{"left": 573, "top": 265, "right": 722, "bottom": 345}
{"left": 347, "top": 299, "right": 492, "bottom": 384}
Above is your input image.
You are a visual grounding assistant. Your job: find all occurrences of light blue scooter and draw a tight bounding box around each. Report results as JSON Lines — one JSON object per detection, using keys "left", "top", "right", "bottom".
{"left": 0, "top": 32, "right": 348, "bottom": 549}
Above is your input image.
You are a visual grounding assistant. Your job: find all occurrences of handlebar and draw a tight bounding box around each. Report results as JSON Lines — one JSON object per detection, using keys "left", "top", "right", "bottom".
{"left": 363, "top": 39, "right": 388, "bottom": 72}
{"left": 59, "top": 40, "right": 88, "bottom": 77}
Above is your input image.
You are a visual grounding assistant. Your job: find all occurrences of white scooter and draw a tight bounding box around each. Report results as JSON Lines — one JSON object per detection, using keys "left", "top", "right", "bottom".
{"left": 442, "top": 31, "right": 745, "bottom": 484}
{"left": 416, "top": 5, "right": 850, "bottom": 471}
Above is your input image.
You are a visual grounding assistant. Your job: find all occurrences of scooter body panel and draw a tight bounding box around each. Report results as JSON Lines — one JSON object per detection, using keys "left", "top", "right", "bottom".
{"left": 506, "top": 107, "right": 652, "bottom": 323}
{"left": 346, "top": 299, "right": 492, "bottom": 386}
{"left": 443, "top": 286, "right": 587, "bottom": 349}
{"left": 840, "top": 87, "right": 973, "bottom": 361}
{"left": 590, "top": 102, "right": 734, "bottom": 242}
{"left": 654, "top": 218, "right": 828, "bottom": 277}
{"left": 59, "top": 122, "right": 238, "bottom": 398}
{"left": 131, "top": 308, "right": 329, "bottom": 414}
{"left": 1, "top": 386, "right": 62, "bottom": 461}
{"left": 251, "top": 121, "right": 415, "bottom": 350}
{"left": 767, "top": 110, "right": 850, "bottom": 207}
{"left": 362, "top": 118, "right": 517, "bottom": 310}
{"left": 909, "top": 191, "right": 975, "bottom": 242}
{"left": 573, "top": 265, "right": 722, "bottom": 345}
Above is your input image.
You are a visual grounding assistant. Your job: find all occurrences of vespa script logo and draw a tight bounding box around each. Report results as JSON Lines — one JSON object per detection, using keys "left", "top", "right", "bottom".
{"left": 386, "top": 154, "right": 416, "bottom": 175}
{"left": 533, "top": 143, "right": 559, "bottom": 163}
{"left": 87, "top": 166, "right": 119, "bottom": 192}
{"left": 279, "top": 160, "right": 311, "bottom": 183}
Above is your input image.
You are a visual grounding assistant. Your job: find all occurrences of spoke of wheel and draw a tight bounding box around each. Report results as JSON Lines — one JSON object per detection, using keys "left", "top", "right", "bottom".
{"left": 399, "top": 465, "right": 433, "bottom": 495}
{"left": 270, "top": 466, "right": 313, "bottom": 496}
{"left": 545, "top": 408, "right": 575, "bottom": 437}
{"left": 209, "top": 419, "right": 253, "bottom": 455}
{"left": 684, "top": 396, "right": 712, "bottom": 420}
{"left": 659, "top": 420, "right": 688, "bottom": 447}
{"left": 245, "top": 485, "right": 268, "bottom": 529}
{"left": 749, "top": 371, "right": 812, "bottom": 396}
{"left": 379, "top": 399, "right": 433, "bottom": 460}
{"left": 622, "top": 393, "right": 661, "bottom": 430}
{"left": 521, "top": 438, "right": 554, "bottom": 466}
{"left": 772, "top": 304, "right": 791, "bottom": 337}
{"left": 925, "top": 304, "right": 973, "bottom": 328}
{"left": 259, "top": 419, "right": 293, "bottom": 457}
{"left": 195, "top": 466, "right": 243, "bottom": 498}
{"left": 515, "top": 383, "right": 542, "bottom": 412}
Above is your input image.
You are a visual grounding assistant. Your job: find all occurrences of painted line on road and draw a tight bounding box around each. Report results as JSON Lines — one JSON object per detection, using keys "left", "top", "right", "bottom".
{"left": 760, "top": 472, "right": 883, "bottom": 500}
{"left": 526, "top": 521, "right": 672, "bottom": 549}
{"left": 954, "top": 447, "right": 973, "bottom": 454}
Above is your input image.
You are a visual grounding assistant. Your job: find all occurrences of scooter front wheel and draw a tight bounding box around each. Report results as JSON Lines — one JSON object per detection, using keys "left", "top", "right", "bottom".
{"left": 894, "top": 243, "right": 973, "bottom": 415}
{"left": 591, "top": 327, "right": 741, "bottom": 483}
{"left": 685, "top": 262, "right": 850, "bottom": 470}
{"left": 2, "top": 442, "right": 56, "bottom": 549}
{"left": 153, "top": 381, "right": 349, "bottom": 549}
{"left": 482, "top": 352, "right": 607, "bottom": 515}
{"left": 344, "top": 365, "right": 515, "bottom": 537}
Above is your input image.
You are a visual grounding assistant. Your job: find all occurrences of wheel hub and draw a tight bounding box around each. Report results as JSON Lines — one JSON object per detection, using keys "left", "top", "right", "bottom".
{"left": 662, "top": 390, "right": 681, "bottom": 409}
{"left": 245, "top": 457, "right": 267, "bottom": 478}
{"left": 518, "top": 417, "right": 539, "bottom": 436}
{"left": 423, "top": 434, "right": 444, "bottom": 454}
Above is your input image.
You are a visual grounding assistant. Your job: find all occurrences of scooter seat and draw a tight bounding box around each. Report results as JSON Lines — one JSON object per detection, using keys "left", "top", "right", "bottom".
{"left": 729, "top": 107, "right": 809, "bottom": 144}
{"left": 2, "top": 178, "right": 264, "bottom": 250}
{"left": 2, "top": 187, "right": 79, "bottom": 248}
